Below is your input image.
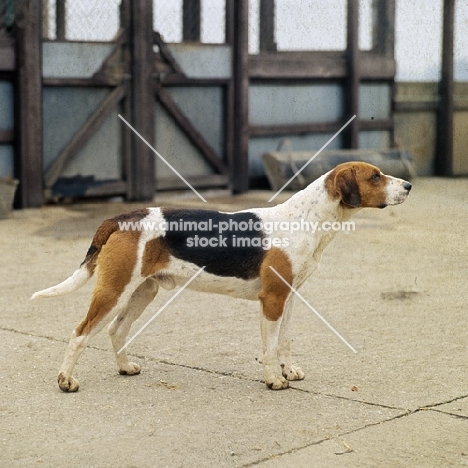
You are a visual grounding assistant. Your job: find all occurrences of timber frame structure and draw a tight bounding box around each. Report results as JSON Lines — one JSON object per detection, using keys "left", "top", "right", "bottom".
{"left": 0, "top": 0, "right": 459, "bottom": 208}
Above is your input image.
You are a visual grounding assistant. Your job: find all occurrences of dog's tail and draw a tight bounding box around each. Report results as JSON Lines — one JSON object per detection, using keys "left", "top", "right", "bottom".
{"left": 31, "top": 218, "right": 120, "bottom": 300}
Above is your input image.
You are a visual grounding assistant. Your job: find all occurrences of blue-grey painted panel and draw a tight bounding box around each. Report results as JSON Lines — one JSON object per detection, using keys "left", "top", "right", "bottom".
{"left": 359, "top": 131, "right": 391, "bottom": 149}
{"left": 249, "top": 133, "right": 343, "bottom": 177}
{"left": 61, "top": 110, "right": 121, "bottom": 180}
{"left": 359, "top": 83, "right": 391, "bottom": 120}
{"left": 155, "top": 103, "right": 214, "bottom": 179}
{"left": 249, "top": 84, "right": 344, "bottom": 126}
{"left": 167, "top": 44, "right": 231, "bottom": 79}
{"left": 0, "top": 81, "right": 14, "bottom": 130}
{"left": 166, "top": 87, "right": 224, "bottom": 156}
{"left": 0, "top": 145, "right": 14, "bottom": 178}
{"left": 43, "top": 42, "right": 115, "bottom": 78}
{"left": 43, "top": 87, "right": 120, "bottom": 180}
{"left": 43, "top": 87, "right": 109, "bottom": 168}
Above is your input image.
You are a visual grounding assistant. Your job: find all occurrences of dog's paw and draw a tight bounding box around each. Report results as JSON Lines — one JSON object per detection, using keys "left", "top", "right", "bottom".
{"left": 118, "top": 362, "right": 141, "bottom": 376}
{"left": 265, "top": 375, "right": 289, "bottom": 390}
{"left": 58, "top": 372, "right": 80, "bottom": 393}
{"left": 281, "top": 364, "right": 305, "bottom": 381}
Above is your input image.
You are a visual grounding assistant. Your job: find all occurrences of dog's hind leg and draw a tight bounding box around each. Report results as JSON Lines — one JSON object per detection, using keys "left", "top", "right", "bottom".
{"left": 57, "top": 230, "right": 143, "bottom": 393}
{"left": 57, "top": 280, "right": 141, "bottom": 393}
{"left": 108, "top": 278, "right": 159, "bottom": 376}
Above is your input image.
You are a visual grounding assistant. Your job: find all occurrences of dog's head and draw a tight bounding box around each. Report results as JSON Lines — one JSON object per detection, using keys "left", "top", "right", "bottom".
{"left": 325, "top": 162, "right": 412, "bottom": 209}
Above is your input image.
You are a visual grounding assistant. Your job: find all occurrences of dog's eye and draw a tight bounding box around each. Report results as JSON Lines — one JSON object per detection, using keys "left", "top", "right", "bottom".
{"left": 371, "top": 173, "right": 381, "bottom": 182}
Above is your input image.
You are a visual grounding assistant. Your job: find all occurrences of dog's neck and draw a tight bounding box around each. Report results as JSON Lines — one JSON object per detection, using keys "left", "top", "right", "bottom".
{"left": 277, "top": 174, "right": 361, "bottom": 224}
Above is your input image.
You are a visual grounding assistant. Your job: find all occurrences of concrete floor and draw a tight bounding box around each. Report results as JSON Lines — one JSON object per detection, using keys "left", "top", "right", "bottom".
{"left": 1, "top": 177, "right": 467, "bottom": 467}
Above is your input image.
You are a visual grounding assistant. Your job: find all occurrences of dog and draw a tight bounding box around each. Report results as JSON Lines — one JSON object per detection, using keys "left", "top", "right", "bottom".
{"left": 32, "top": 162, "right": 411, "bottom": 392}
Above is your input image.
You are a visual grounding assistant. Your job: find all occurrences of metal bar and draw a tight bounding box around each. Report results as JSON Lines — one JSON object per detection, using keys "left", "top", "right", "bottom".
{"left": 129, "top": 0, "right": 155, "bottom": 199}
{"left": 183, "top": 0, "right": 201, "bottom": 42}
{"left": 346, "top": 0, "right": 360, "bottom": 149}
{"left": 232, "top": 0, "right": 249, "bottom": 193}
{"left": 56, "top": 0, "right": 66, "bottom": 40}
{"left": 225, "top": 0, "right": 234, "bottom": 45}
{"left": 155, "top": 86, "right": 227, "bottom": 174}
{"left": 15, "top": 0, "right": 43, "bottom": 207}
{"left": 44, "top": 85, "right": 126, "bottom": 188}
{"left": 372, "top": 0, "right": 395, "bottom": 58}
{"left": 259, "top": 0, "right": 276, "bottom": 52}
{"left": 436, "top": 0, "right": 455, "bottom": 176}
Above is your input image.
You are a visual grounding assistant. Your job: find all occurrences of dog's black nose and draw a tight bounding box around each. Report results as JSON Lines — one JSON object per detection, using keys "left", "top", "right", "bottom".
{"left": 404, "top": 182, "right": 412, "bottom": 191}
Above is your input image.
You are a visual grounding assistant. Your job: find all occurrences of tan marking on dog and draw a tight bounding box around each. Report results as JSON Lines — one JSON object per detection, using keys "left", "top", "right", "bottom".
{"left": 141, "top": 237, "right": 170, "bottom": 277}
{"left": 82, "top": 209, "right": 149, "bottom": 276}
{"left": 325, "top": 162, "right": 389, "bottom": 208}
{"left": 75, "top": 231, "right": 141, "bottom": 336}
{"left": 258, "top": 248, "right": 294, "bottom": 321}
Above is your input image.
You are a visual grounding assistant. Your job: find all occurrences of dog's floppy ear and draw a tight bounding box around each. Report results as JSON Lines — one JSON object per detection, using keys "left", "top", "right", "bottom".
{"left": 335, "top": 167, "right": 361, "bottom": 207}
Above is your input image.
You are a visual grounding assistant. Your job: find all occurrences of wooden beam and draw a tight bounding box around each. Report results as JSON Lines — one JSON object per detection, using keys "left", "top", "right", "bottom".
{"left": 159, "top": 75, "right": 228, "bottom": 87}
{"left": 15, "top": 0, "right": 43, "bottom": 207}
{"left": 346, "top": 0, "right": 360, "bottom": 149}
{"left": 249, "top": 119, "right": 393, "bottom": 137}
{"left": 259, "top": 0, "right": 276, "bottom": 52}
{"left": 232, "top": 0, "right": 249, "bottom": 193}
{"left": 44, "top": 85, "right": 126, "bottom": 188}
{"left": 360, "top": 118, "right": 393, "bottom": 131}
{"left": 183, "top": 0, "right": 201, "bottom": 42}
{"left": 250, "top": 121, "right": 341, "bottom": 137}
{"left": 436, "top": 0, "right": 455, "bottom": 176}
{"left": 129, "top": 0, "right": 155, "bottom": 200}
{"left": 155, "top": 86, "right": 227, "bottom": 174}
{"left": 249, "top": 52, "right": 395, "bottom": 80}
{"left": 153, "top": 31, "right": 184, "bottom": 75}
{"left": 156, "top": 174, "right": 228, "bottom": 191}
{"left": 0, "top": 130, "right": 14, "bottom": 143}
{"left": 43, "top": 77, "right": 124, "bottom": 87}
{"left": 0, "top": 42, "right": 15, "bottom": 71}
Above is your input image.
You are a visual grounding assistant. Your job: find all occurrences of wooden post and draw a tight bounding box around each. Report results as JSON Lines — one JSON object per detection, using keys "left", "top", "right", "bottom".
{"left": 183, "top": 0, "right": 201, "bottom": 42}
{"left": 436, "top": 0, "right": 454, "bottom": 176}
{"left": 15, "top": 0, "right": 43, "bottom": 207}
{"left": 129, "top": 0, "right": 155, "bottom": 200}
{"left": 346, "top": 0, "right": 359, "bottom": 149}
{"left": 231, "top": 0, "right": 249, "bottom": 193}
{"left": 259, "top": 0, "right": 276, "bottom": 52}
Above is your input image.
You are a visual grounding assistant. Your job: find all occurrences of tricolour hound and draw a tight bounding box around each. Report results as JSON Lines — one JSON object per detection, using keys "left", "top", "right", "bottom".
{"left": 32, "top": 162, "right": 412, "bottom": 392}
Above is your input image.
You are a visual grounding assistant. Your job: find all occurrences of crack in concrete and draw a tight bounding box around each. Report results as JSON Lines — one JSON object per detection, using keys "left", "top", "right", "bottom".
{"left": 2, "top": 323, "right": 467, "bottom": 466}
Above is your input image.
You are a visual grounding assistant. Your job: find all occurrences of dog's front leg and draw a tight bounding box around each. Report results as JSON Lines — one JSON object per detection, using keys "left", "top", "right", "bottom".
{"left": 278, "top": 295, "right": 305, "bottom": 382}
{"left": 260, "top": 312, "right": 289, "bottom": 390}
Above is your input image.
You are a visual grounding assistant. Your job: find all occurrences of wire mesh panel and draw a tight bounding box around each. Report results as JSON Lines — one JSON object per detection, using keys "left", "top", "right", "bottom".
{"left": 249, "top": 0, "right": 373, "bottom": 54}
{"left": 42, "top": 0, "right": 121, "bottom": 41}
